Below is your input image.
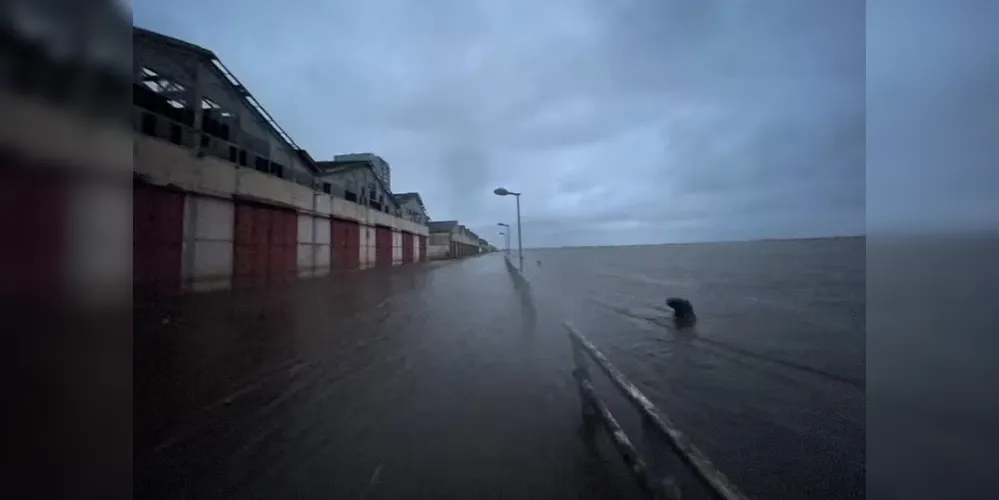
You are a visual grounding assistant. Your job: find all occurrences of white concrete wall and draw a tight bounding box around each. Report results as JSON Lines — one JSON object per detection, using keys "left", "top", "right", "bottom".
{"left": 297, "top": 214, "right": 315, "bottom": 278}
{"left": 360, "top": 225, "right": 376, "bottom": 269}
{"left": 183, "top": 195, "right": 234, "bottom": 292}
{"left": 314, "top": 216, "right": 331, "bottom": 276}
{"left": 392, "top": 230, "right": 402, "bottom": 265}
{"left": 297, "top": 213, "right": 332, "bottom": 278}
{"left": 412, "top": 233, "right": 421, "bottom": 262}
{"left": 427, "top": 244, "right": 449, "bottom": 260}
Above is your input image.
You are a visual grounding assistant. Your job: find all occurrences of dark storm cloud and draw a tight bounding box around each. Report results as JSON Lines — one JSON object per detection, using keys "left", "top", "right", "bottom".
{"left": 135, "top": 0, "right": 869, "bottom": 247}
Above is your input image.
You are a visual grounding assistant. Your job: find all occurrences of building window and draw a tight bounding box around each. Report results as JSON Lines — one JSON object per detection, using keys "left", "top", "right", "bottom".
{"left": 322, "top": 182, "right": 331, "bottom": 194}
{"left": 238, "top": 150, "right": 247, "bottom": 166}
{"left": 169, "top": 123, "right": 182, "bottom": 145}
{"left": 141, "top": 112, "right": 157, "bottom": 136}
{"left": 345, "top": 191, "right": 357, "bottom": 202}
{"left": 255, "top": 156, "right": 269, "bottom": 172}
{"left": 270, "top": 162, "right": 285, "bottom": 178}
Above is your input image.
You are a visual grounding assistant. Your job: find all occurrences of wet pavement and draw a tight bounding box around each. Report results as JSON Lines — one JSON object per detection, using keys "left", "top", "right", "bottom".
{"left": 135, "top": 255, "right": 643, "bottom": 499}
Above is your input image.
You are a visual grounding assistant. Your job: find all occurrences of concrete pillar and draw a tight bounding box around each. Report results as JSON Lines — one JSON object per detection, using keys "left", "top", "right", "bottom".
{"left": 181, "top": 195, "right": 234, "bottom": 292}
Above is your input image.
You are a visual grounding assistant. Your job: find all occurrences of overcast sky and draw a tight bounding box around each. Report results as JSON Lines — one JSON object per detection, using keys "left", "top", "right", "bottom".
{"left": 134, "top": 0, "right": 995, "bottom": 247}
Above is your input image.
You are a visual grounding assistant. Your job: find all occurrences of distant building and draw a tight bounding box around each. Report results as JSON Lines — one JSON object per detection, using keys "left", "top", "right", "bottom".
{"left": 315, "top": 159, "right": 399, "bottom": 215}
{"left": 393, "top": 193, "right": 430, "bottom": 225}
{"left": 428, "top": 220, "right": 459, "bottom": 259}
{"left": 332, "top": 153, "right": 391, "bottom": 191}
{"left": 427, "top": 220, "right": 484, "bottom": 259}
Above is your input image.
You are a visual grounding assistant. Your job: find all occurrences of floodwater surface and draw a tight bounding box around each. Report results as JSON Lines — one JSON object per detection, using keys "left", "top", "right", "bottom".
{"left": 136, "top": 237, "right": 868, "bottom": 499}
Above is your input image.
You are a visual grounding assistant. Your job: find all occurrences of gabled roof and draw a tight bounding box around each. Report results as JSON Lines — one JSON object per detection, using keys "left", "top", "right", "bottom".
{"left": 134, "top": 26, "right": 215, "bottom": 60}
{"left": 394, "top": 192, "right": 427, "bottom": 215}
{"left": 295, "top": 149, "right": 320, "bottom": 171}
{"left": 134, "top": 26, "right": 312, "bottom": 170}
{"left": 428, "top": 220, "right": 459, "bottom": 233}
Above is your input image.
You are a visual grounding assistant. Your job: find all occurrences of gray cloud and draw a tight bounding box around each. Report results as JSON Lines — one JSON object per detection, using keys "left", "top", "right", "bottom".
{"left": 867, "top": 0, "right": 999, "bottom": 234}
{"left": 135, "top": 0, "right": 885, "bottom": 247}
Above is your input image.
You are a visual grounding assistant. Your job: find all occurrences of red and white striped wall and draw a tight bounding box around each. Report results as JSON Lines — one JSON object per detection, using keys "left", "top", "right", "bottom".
{"left": 133, "top": 184, "right": 427, "bottom": 295}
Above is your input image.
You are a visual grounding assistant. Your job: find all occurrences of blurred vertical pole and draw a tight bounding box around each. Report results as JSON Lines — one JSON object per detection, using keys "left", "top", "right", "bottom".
{"left": 0, "top": 3, "right": 134, "bottom": 499}
{"left": 515, "top": 194, "right": 523, "bottom": 273}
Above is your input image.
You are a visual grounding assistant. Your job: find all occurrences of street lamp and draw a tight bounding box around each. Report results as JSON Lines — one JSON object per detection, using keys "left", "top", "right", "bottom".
{"left": 497, "top": 222, "right": 511, "bottom": 257}
{"left": 493, "top": 187, "right": 523, "bottom": 272}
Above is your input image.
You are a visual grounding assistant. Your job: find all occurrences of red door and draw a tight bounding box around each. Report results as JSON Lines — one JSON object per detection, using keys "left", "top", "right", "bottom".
{"left": 418, "top": 235, "right": 427, "bottom": 261}
{"left": 133, "top": 183, "right": 185, "bottom": 295}
{"left": 331, "top": 218, "right": 360, "bottom": 270}
{"left": 269, "top": 210, "right": 297, "bottom": 282}
{"left": 375, "top": 226, "right": 392, "bottom": 267}
{"left": 233, "top": 203, "right": 297, "bottom": 287}
{"left": 401, "top": 232, "right": 414, "bottom": 264}
{"left": 1, "top": 168, "right": 69, "bottom": 300}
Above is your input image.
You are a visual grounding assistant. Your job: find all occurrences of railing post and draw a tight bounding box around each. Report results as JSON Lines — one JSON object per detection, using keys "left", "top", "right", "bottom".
{"left": 570, "top": 336, "right": 598, "bottom": 440}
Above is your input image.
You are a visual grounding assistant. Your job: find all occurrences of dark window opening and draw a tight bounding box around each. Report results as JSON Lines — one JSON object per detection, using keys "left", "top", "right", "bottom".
{"left": 200, "top": 134, "right": 210, "bottom": 148}
{"left": 141, "top": 112, "right": 157, "bottom": 136}
{"left": 322, "top": 183, "right": 332, "bottom": 194}
{"left": 169, "top": 123, "right": 183, "bottom": 145}
{"left": 270, "top": 162, "right": 285, "bottom": 178}
{"left": 238, "top": 150, "right": 247, "bottom": 166}
{"left": 255, "top": 156, "right": 269, "bottom": 172}
{"left": 228, "top": 146, "right": 238, "bottom": 163}
{"left": 345, "top": 191, "right": 358, "bottom": 202}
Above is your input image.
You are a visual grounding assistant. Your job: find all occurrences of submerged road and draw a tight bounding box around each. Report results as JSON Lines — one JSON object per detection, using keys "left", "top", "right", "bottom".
{"left": 135, "top": 255, "right": 642, "bottom": 499}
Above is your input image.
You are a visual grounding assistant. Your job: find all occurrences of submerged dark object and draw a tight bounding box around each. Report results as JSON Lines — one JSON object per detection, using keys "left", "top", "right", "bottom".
{"left": 666, "top": 297, "right": 696, "bottom": 326}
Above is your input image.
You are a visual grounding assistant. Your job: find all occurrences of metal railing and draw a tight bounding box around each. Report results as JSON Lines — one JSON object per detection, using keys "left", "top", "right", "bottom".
{"left": 565, "top": 322, "right": 750, "bottom": 500}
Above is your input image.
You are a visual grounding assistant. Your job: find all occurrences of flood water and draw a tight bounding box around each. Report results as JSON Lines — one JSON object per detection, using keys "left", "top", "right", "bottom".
{"left": 136, "top": 237, "right": 867, "bottom": 499}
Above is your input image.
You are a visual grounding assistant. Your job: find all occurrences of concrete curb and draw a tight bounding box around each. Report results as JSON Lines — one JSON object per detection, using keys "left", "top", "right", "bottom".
{"left": 504, "top": 256, "right": 531, "bottom": 288}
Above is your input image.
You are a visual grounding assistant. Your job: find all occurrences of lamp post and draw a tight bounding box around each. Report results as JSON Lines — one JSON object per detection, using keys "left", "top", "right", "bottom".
{"left": 497, "top": 222, "right": 511, "bottom": 257}
{"left": 493, "top": 187, "right": 523, "bottom": 272}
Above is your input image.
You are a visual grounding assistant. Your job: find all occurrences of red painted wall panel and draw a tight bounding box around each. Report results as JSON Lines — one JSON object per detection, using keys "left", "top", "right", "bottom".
{"left": 375, "top": 226, "right": 392, "bottom": 267}
{"left": 270, "top": 210, "right": 297, "bottom": 280}
{"left": 346, "top": 222, "right": 360, "bottom": 269}
{"left": 284, "top": 212, "right": 297, "bottom": 247}
{"left": 233, "top": 203, "right": 298, "bottom": 286}
{"left": 133, "top": 183, "right": 185, "bottom": 295}
{"left": 234, "top": 204, "right": 254, "bottom": 246}
{"left": 251, "top": 247, "right": 269, "bottom": 286}
{"left": 252, "top": 207, "right": 271, "bottom": 247}
{"left": 331, "top": 218, "right": 361, "bottom": 270}
{"left": 401, "top": 232, "right": 414, "bottom": 263}
{"left": 268, "top": 245, "right": 286, "bottom": 281}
